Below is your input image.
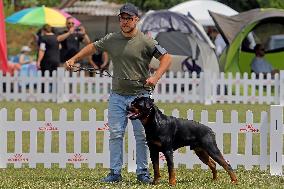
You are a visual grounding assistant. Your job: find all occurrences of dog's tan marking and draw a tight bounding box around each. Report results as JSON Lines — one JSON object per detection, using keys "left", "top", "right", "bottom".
{"left": 151, "top": 140, "right": 162, "bottom": 147}
{"left": 169, "top": 169, "right": 176, "bottom": 186}
{"left": 152, "top": 162, "right": 161, "bottom": 185}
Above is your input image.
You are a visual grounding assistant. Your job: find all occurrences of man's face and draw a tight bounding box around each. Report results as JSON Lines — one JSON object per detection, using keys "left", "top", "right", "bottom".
{"left": 256, "top": 45, "right": 265, "bottom": 57}
{"left": 66, "top": 18, "right": 75, "bottom": 29}
{"left": 118, "top": 13, "right": 138, "bottom": 33}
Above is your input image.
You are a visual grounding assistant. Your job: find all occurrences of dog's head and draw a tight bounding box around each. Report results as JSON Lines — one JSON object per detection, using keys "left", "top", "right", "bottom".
{"left": 127, "top": 96, "right": 155, "bottom": 120}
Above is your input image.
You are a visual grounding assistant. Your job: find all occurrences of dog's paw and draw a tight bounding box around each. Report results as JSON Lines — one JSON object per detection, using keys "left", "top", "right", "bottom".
{"left": 152, "top": 179, "right": 160, "bottom": 185}
{"left": 231, "top": 179, "right": 238, "bottom": 184}
{"left": 169, "top": 180, "right": 176, "bottom": 186}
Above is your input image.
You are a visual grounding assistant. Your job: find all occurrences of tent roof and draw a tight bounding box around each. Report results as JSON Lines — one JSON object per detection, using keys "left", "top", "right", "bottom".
{"left": 169, "top": 0, "right": 238, "bottom": 26}
{"left": 139, "top": 10, "right": 214, "bottom": 48}
{"left": 210, "top": 8, "right": 284, "bottom": 44}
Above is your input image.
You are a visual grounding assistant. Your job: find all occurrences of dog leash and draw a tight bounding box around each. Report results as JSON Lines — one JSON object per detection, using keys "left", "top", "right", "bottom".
{"left": 69, "top": 65, "right": 155, "bottom": 94}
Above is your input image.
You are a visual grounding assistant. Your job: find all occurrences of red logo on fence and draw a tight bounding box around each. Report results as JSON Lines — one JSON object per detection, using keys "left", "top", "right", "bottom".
{"left": 8, "top": 154, "right": 29, "bottom": 162}
{"left": 191, "top": 79, "right": 199, "bottom": 85}
{"left": 248, "top": 96, "right": 258, "bottom": 102}
{"left": 239, "top": 124, "right": 259, "bottom": 133}
{"left": 27, "top": 94, "right": 37, "bottom": 101}
{"left": 71, "top": 94, "right": 80, "bottom": 100}
{"left": 38, "top": 122, "right": 58, "bottom": 131}
{"left": 217, "top": 96, "right": 227, "bottom": 101}
{"left": 67, "top": 153, "right": 88, "bottom": 163}
{"left": 175, "top": 95, "right": 184, "bottom": 101}
{"left": 97, "top": 123, "right": 109, "bottom": 131}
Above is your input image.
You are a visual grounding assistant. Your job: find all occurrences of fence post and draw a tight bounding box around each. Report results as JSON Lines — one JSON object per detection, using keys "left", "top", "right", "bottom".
{"left": 127, "top": 122, "right": 136, "bottom": 172}
{"left": 0, "top": 109, "right": 7, "bottom": 168}
{"left": 270, "top": 105, "right": 283, "bottom": 175}
{"left": 202, "top": 71, "right": 212, "bottom": 105}
{"left": 279, "top": 70, "right": 284, "bottom": 105}
{"left": 56, "top": 68, "right": 65, "bottom": 103}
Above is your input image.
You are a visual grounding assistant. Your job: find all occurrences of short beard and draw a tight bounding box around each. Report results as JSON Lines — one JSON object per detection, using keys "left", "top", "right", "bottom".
{"left": 121, "top": 25, "right": 136, "bottom": 34}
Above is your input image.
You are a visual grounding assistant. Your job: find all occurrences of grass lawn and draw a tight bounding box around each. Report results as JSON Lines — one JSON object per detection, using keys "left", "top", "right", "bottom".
{"left": 0, "top": 101, "right": 283, "bottom": 189}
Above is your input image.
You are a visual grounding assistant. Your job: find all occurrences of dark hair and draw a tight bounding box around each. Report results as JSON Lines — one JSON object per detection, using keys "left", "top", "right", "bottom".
{"left": 66, "top": 16, "right": 74, "bottom": 21}
{"left": 254, "top": 44, "right": 264, "bottom": 51}
{"left": 42, "top": 24, "right": 52, "bottom": 33}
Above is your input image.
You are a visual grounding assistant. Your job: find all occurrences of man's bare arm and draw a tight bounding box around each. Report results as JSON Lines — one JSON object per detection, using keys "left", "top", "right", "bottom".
{"left": 146, "top": 53, "right": 172, "bottom": 86}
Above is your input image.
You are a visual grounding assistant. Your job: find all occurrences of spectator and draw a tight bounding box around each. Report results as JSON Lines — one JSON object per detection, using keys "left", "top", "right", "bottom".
{"left": 37, "top": 24, "right": 73, "bottom": 76}
{"left": 18, "top": 46, "right": 37, "bottom": 77}
{"left": 88, "top": 40, "right": 109, "bottom": 76}
{"left": 208, "top": 27, "right": 226, "bottom": 57}
{"left": 251, "top": 44, "right": 279, "bottom": 78}
{"left": 60, "top": 17, "right": 91, "bottom": 65}
{"left": 19, "top": 46, "right": 32, "bottom": 65}
{"left": 65, "top": 3, "right": 172, "bottom": 184}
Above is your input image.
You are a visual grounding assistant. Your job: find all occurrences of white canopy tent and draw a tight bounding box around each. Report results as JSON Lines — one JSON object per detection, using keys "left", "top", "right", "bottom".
{"left": 169, "top": 0, "right": 238, "bottom": 26}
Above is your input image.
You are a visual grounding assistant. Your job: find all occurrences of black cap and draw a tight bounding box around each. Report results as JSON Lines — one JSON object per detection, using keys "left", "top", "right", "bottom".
{"left": 119, "top": 3, "right": 138, "bottom": 16}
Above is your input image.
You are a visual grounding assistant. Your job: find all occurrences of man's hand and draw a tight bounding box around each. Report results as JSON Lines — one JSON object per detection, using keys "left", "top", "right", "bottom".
{"left": 69, "top": 26, "right": 75, "bottom": 34}
{"left": 36, "top": 61, "right": 41, "bottom": 70}
{"left": 65, "top": 58, "right": 76, "bottom": 70}
{"left": 146, "top": 75, "right": 159, "bottom": 87}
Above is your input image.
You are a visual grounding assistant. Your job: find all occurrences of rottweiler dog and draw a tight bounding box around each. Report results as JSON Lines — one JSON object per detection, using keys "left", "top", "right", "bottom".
{"left": 127, "top": 96, "right": 237, "bottom": 186}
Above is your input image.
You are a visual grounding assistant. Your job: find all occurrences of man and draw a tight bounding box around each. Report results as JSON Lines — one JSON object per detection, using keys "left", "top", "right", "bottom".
{"left": 65, "top": 3, "right": 172, "bottom": 184}
{"left": 60, "top": 17, "right": 91, "bottom": 64}
{"left": 251, "top": 44, "right": 279, "bottom": 77}
{"left": 208, "top": 27, "right": 226, "bottom": 57}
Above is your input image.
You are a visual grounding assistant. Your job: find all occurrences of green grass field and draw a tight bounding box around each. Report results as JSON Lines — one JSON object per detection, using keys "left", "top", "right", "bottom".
{"left": 0, "top": 101, "right": 283, "bottom": 189}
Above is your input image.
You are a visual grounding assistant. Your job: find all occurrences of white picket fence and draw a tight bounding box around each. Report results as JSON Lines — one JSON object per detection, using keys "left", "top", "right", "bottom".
{"left": 0, "top": 106, "right": 283, "bottom": 176}
{"left": 1, "top": 68, "right": 284, "bottom": 105}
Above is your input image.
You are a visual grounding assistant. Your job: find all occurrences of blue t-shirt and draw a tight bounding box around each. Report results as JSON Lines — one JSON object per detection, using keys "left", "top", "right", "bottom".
{"left": 251, "top": 57, "right": 273, "bottom": 74}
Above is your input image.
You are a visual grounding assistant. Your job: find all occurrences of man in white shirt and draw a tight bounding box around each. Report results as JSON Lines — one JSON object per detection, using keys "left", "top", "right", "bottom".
{"left": 208, "top": 28, "right": 226, "bottom": 57}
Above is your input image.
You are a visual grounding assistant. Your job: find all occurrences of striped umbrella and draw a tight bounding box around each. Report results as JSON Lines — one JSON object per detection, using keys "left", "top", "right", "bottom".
{"left": 5, "top": 6, "right": 81, "bottom": 27}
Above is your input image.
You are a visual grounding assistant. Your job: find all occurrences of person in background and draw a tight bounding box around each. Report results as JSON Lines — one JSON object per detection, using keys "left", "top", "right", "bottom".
{"left": 208, "top": 27, "right": 226, "bottom": 57}
{"left": 19, "top": 46, "right": 32, "bottom": 65}
{"left": 88, "top": 39, "right": 109, "bottom": 76}
{"left": 251, "top": 43, "right": 279, "bottom": 77}
{"left": 60, "top": 17, "right": 91, "bottom": 65}
{"left": 37, "top": 24, "right": 75, "bottom": 93}
{"left": 18, "top": 46, "right": 36, "bottom": 77}
{"left": 37, "top": 24, "right": 74, "bottom": 76}
{"left": 65, "top": 3, "right": 172, "bottom": 184}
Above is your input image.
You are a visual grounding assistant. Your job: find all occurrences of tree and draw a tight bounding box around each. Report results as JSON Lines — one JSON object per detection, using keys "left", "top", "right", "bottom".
{"left": 218, "top": 0, "right": 284, "bottom": 11}
{"left": 256, "top": 0, "right": 284, "bottom": 9}
{"left": 108, "top": 0, "right": 189, "bottom": 11}
{"left": 4, "top": 0, "right": 61, "bottom": 10}
{"left": 217, "top": 0, "right": 259, "bottom": 12}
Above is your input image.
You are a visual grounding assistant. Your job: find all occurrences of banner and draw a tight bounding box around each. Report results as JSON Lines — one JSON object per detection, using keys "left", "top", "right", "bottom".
{"left": 0, "top": 0, "right": 8, "bottom": 73}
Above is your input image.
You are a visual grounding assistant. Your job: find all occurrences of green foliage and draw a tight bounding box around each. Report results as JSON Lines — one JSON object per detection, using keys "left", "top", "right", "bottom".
{"left": 16, "top": 0, "right": 38, "bottom": 7}
{"left": 4, "top": 5, "right": 39, "bottom": 55}
{"left": 4, "top": 0, "right": 61, "bottom": 8}
{"left": 257, "top": 0, "right": 284, "bottom": 9}
{"left": 108, "top": 0, "right": 189, "bottom": 11}
{"left": 217, "top": 0, "right": 259, "bottom": 12}
{"left": 218, "top": 0, "right": 284, "bottom": 11}
{"left": 36, "top": 0, "right": 61, "bottom": 7}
